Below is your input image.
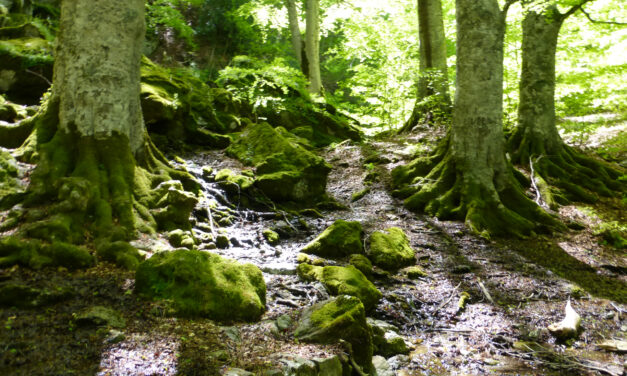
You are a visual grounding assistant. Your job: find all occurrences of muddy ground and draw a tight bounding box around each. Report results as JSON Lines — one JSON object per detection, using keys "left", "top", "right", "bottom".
{"left": 1, "top": 124, "right": 625, "bottom": 376}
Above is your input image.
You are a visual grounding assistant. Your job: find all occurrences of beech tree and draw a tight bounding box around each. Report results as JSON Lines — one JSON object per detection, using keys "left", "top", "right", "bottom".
{"left": 392, "top": 0, "right": 559, "bottom": 237}
{"left": 4, "top": 0, "right": 196, "bottom": 265}
{"left": 400, "top": 0, "right": 452, "bottom": 133}
{"left": 285, "top": 0, "right": 303, "bottom": 68}
{"left": 305, "top": 0, "right": 322, "bottom": 94}
{"left": 507, "top": 0, "right": 623, "bottom": 207}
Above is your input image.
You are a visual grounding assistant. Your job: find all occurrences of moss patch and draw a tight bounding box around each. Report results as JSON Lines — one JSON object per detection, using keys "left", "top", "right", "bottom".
{"left": 0, "top": 236, "right": 94, "bottom": 269}
{"left": 227, "top": 122, "right": 332, "bottom": 202}
{"left": 135, "top": 249, "right": 266, "bottom": 321}
{"left": 368, "top": 227, "right": 416, "bottom": 271}
{"left": 301, "top": 219, "right": 364, "bottom": 258}
{"left": 297, "top": 263, "right": 381, "bottom": 311}
{"left": 294, "top": 296, "right": 373, "bottom": 373}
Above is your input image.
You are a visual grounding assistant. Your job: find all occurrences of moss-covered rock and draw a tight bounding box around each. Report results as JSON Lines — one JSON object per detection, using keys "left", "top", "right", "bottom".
{"left": 96, "top": 240, "right": 144, "bottom": 270}
{"left": 167, "top": 229, "right": 195, "bottom": 249}
{"left": 75, "top": 306, "right": 126, "bottom": 328}
{"left": 0, "top": 236, "right": 94, "bottom": 269}
{"left": 140, "top": 57, "right": 233, "bottom": 149}
{"left": 135, "top": 249, "right": 266, "bottom": 321}
{"left": 294, "top": 296, "right": 373, "bottom": 373}
{"left": 349, "top": 254, "right": 373, "bottom": 281}
{"left": 0, "top": 94, "right": 26, "bottom": 122}
{"left": 367, "top": 318, "right": 409, "bottom": 357}
{"left": 367, "top": 228, "right": 416, "bottom": 271}
{"left": 0, "top": 36, "right": 53, "bottom": 104}
{"left": 297, "top": 263, "right": 381, "bottom": 311}
{"left": 301, "top": 220, "right": 364, "bottom": 258}
{"left": 401, "top": 265, "right": 428, "bottom": 279}
{"left": 227, "top": 122, "right": 332, "bottom": 202}
{"left": 262, "top": 228, "right": 280, "bottom": 245}
{"left": 149, "top": 180, "right": 198, "bottom": 231}
{"left": 215, "top": 168, "right": 254, "bottom": 196}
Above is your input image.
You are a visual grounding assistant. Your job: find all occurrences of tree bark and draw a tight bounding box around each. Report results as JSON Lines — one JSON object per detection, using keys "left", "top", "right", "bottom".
{"left": 305, "top": 0, "right": 322, "bottom": 94}
{"left": 285, "top": 0, "right": 302, "bottom": 68}
{"left": 392, "top": 0, "right": 559, "bottom": 238}
{"left": 10, "top": 0, "right": 197, "bottom": 256}
{"left": 508, "top": 4, "right": 623, "bottom": 205}
{"left": 400, "top": 0, "right": 451, "bottom": 133}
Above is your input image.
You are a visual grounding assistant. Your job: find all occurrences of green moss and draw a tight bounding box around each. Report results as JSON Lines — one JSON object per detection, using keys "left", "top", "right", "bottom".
{"left": 368, "top": 227, "right": 416, "bottom": 271}
{"left": 0, "top": 147, "right": 25, "bottom": 209}
{"left": 294, "top": 295, "right": 373, "bottom": 373}
{"left": 297, "top": 263, "right": 381, "bottom": 311}
{"left": 227, "top": 122, "right": 331, "bottom": 202}
{"left": 96, "top": 241, "right": 144, "bottom": 270}
{"left": 140, "top": 57, "right": 233, "bottom": 149}
{"left": 301, "top": 220, "right": 364, "bottom": 258}
{"left": 350, "top": 187, "right": 370, "bottom": 202}
{"left": 349, "top": 254, "right": 373, "bottom": 281}
{"left": 0, "top": 236, "right": 94, "bottom": 269}
{"left": 262, "top": 228, "right": 280, "bottom": 245}
{"left": 135, "top": 249, "right": 266, "bottom": 321}
{"left": 215, "top": 168, "right": 254, "bottom": 196}
{"left": 401, "top": 265, "right": 428, "bottom": 279}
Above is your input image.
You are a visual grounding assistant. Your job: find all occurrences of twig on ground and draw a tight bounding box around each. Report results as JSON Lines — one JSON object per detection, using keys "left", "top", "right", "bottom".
{"left": 433, "top": 282, "right": 462, "bottom": 315}
{"left": 477, "top": 278, "right": 495, "bottom": 305}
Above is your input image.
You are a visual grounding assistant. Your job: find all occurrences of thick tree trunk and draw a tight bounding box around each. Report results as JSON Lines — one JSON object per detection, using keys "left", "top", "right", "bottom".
{"left": 508, "top": 5, "right": 623, "bottom": 205}
{"left": 285, "top": 0, "right": 302, "bottom": 68}
{"left": 392, "top": 0, "right": 559, "bottom": 238}
{"left": 305, "top": 0, "right": 322, "bottom": 94}
{"left": 2, "top": 0, "right": 198, "bottom": 270}
{"left": 400, "top": 0, "right": 451, "bottom": 133}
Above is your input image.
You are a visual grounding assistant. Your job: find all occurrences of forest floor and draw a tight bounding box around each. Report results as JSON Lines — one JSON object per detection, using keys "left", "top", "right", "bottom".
{"left": 0, "top": 119, "right": 625, "bottom": 376}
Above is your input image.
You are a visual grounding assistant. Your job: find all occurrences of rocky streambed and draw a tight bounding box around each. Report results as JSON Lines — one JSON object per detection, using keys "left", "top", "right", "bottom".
{"left": 1, "top": 136, "right": 626, "bottom": 376}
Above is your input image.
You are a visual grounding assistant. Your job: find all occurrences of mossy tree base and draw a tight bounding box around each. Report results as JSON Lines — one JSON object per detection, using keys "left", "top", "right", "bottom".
{"left": 392, "top": 137, "right": 562, "bottom": 238}
{"left": 508, "top": 129, "right": 625, "bottom": 208}
{"left": 2, "top": 99, "right": 199, "bottom": 270}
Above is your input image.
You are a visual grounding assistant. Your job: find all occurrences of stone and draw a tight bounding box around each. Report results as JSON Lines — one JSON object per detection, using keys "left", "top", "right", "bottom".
{"left": 135, "top": 249, "right": 266, "bottom": 321}
{"left": 75, "top": 306, "right": 126, "bottom": 328}
{"left": 368, "top": 318, "right": 409, "bottom": 357}
{"left": 295, "top": 296, "right": 373, "bottom": 373}
{"left": 276, "top": 314, "right": 293, "bottom": 331}
{"left": 371, "top": 355, "right": 394, "bottom": 376}
{"left": 216, "top": 235, "right": 230, "bottom": 249}
{"left": 349, "top": 254, "right": 373, "bottom": 280}
{"left": 367, "top": 227, "right": 415, "bottom": 271}
{"left": 387, "top": 354, "right": 410, "bottom": 369}
{"left": 301, "top": 220, "right": 364, "bottom": 259}
{"left": 263, "top": 229, "right": 280, "bottom": 246}
{"left": 313, "top": 355, "right": 343, "bottom": 376}
{"left": 280, "top": 356, "right": 317, "bottom": 376}
{"left": 227, "top": 122, "right": 332, "bottom": 201}
{"left": 401, "top": 265, "right": 428, "bottom": 279}
{"left": 151, "top": 180, "right": 198, "bottom": 231}
{"left": 297, "top": 264, "right": 382, "bottom": 311}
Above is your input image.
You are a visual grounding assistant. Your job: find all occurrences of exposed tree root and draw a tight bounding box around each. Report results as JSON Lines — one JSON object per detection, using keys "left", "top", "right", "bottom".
{"left": 508, "top": 129, "right": 625, "bottom": 207}
{"left": 1, "top": 98, "right": 200, "bottom": 270}
{"left": 392, "top": 139, "right": 562, "bottom": 238}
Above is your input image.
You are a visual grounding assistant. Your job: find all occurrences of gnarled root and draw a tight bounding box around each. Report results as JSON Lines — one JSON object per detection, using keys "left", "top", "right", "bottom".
{"left": 508, "top": 129, "right": 625, "bottom": 205}
{"left": 392, "top": 139, "right": 562, "bottom": 238}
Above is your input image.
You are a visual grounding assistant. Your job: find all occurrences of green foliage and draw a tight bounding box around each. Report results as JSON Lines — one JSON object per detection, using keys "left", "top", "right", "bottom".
{"left": 146, "top": 0, "right": 202, "bottom": 49}
{"left": 217, "top": 56, "right": 310, "bottom": 115}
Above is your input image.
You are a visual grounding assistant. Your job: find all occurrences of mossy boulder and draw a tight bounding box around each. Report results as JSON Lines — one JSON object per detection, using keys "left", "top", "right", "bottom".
{"left": 297, "top": 263, "right": 381, "bottom": 311}
{"left": 367, "top": 318, "right": 409, "bottom": 357}
{"left": 96, "top": 240, "right": 144, "bottom": 270}
{"left": 0, "top": 36, "right": 53, "bottom": 104}
{"left": 149, "top": 180, "right": 198, "bottom": 231}
{"left": 349, "top": 254, "right": 373, "bottom": 281}
{"left": 301, "top": 220, "right": 364, "bottom": 258}
{"left": 227, "top": 122, "right": 332, "bottom": 202}
{"left": 262, "top": 228, "right": 280, "bottom": 245}
{"left": 140, "top": 57, "right": 233, "bottom": 149}
{"left": 0, "top": 236, "right": 94, "bottom": 269}
{"left": 0, "top": 94, "right": 26, "bottom": 122}
{"left": 294, "top": 295, "right": 373, "bottom": 373}
{"left": 368, "top": 228, "right": 416, "bottom": 271}
{"left": 135, "top": 249, "right": 266, "bottom": 322}
{"left": 215, "top": 168, "right": 254, "bottom": 196}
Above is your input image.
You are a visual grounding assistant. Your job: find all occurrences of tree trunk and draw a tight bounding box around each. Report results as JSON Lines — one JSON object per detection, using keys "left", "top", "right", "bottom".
{"left": 305, "top": 0, "right": 322, "bottom": 94}
{"left": 391, "top": 0, "right": 559, "bottom": 238}
{"left": 400, "top": 0, "right": 451, "bottom": 133}
{"left": 285, "top": 0, "right": 302, "bottom": 68}
{"left": 4, "top": 0, "right": 197, "bottom": 268}
{"left": 508, "top": 5, "right": 623, "bottom": 205}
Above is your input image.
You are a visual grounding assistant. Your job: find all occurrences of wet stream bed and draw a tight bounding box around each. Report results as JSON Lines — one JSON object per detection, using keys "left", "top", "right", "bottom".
{"left": 1, "top": 135, "right": 626, "bottom": 376}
